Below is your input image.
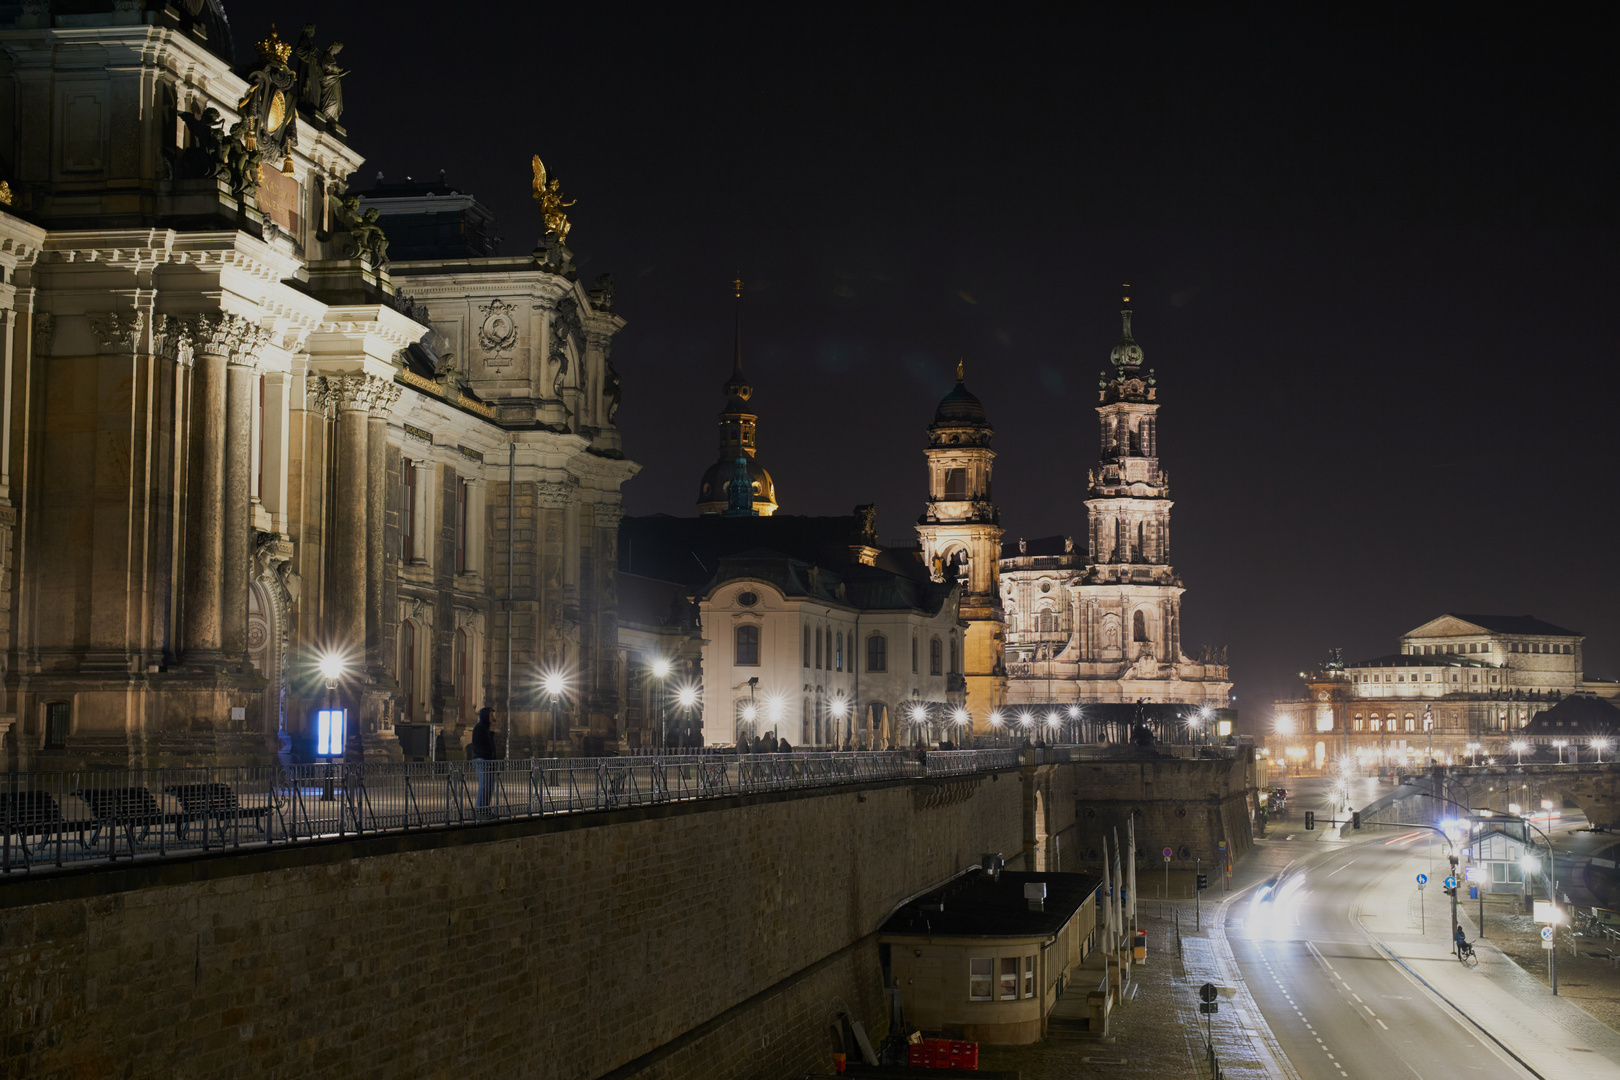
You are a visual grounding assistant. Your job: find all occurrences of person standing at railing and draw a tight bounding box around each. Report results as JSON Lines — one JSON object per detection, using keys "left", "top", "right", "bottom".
{"left": 471, "top": 707, "right": 499, "bottom": 811}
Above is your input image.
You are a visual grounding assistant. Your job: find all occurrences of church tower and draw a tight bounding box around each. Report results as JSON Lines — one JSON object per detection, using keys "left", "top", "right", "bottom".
{"left": 1000, "top": 292, "right": 1229, "bottom": 710}
{"left": 917, "top": 363, "right": 1006, "bottom": 725}
{"left": 698, "top": 280, "right": 778, "bottom": 515}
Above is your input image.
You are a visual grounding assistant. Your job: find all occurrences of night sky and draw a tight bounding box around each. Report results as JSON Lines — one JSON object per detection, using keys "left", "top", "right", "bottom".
{"left": 232, "top": 4, "right": 1618, "bottom": 727}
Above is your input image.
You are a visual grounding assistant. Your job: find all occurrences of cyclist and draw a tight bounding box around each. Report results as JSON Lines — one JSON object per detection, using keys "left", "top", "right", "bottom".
{"left": 1453, "top": 923, "right": 1473, "bottom": 960}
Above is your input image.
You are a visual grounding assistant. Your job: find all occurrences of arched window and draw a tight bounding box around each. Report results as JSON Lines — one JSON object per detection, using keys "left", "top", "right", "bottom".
{"left": 1353, "top": 715, "right": 1364, "bottom": 731}
{"left": 815, "top": 626, "right": 823, "bottom": 669}
{"left": 911, "top": 635, "right": 919, "bottom": 673}
{"left": 1404, "top": 713, "right": 1415, "bottom": 732}
{"left": 1038, "top": 611, "right": 1057, "bottom": 634}
{"left": 944, "top": 468, "right": 967, "bottom": 500}
{"left": 950, "top": 636, "right": 959, "bottom": 674}
{"left": 400, "top": 621, "right": 417, "bottom": 721}
{"left": 1133, "top": 610, "right": 1148, "bottom": 642}
{"left": 804, "top": 625, "right": 812, "bottom": 667}
{"left": 868, "top": 634, "right": 887, "bottom": 672}
{"left": 835, "top": 631, "right": 843, "bottom": 672}
{"left": 1136, "top": 520, "right": 1145, "bottom": 560}
{"left": 737, "top": 625, "right": 760, "bottom": 666}
{"left": 930, "top": 637, "right": 942, "bottom": 676}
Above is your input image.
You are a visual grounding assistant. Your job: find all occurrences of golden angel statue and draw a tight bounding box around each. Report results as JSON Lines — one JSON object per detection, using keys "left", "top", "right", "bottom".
{"left": 530, "top": 155, "right": 577, "bottom": 246}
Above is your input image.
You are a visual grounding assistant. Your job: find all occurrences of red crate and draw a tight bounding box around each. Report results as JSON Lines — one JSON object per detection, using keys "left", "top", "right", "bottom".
{"left": 907, "top": 1039, "right": 978, "bottom": 1070}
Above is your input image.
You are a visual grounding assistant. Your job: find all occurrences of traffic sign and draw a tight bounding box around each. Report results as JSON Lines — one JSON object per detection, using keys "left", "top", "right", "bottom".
{"left": 1163, "top": 847, "right": 1173, "bottom": 862}
{"left": 1218, "top": 840, "right": 1228, "bottom": 850}
{"left": 1199, "top": 983, "right": 1218, "bottom": 1003}
{"left": 1464, "top": 866, "right": 1484, "bottom": 884}
{"left": 1444, "top": 875, "right": 1458, "bottom": 890}
{"left": 1416, "top": 873, "right": 1428, "bottom": 885}
{"left": 1541, "top": 926, "right": 1554, "bottom": 940}
{"left": 1417, "top": 882, "right": 1426, "bottom": 891}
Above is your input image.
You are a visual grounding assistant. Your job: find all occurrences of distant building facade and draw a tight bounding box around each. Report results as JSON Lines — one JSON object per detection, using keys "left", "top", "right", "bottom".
{"left": 1272, "top": 613, "right": 1620, "bottom": 769}
{"left": 998, "top": 306, "right": 1230, "bottom": 716}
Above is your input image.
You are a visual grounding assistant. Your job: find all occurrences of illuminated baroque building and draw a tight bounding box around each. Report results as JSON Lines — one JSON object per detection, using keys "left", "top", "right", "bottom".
{"left": 998, "top": 304, "right": 1230, "bottom": 716}
{"left": 915, "top": 364, "right": 1006, "bottom": 730}
{"left": 1272, "top": 613, "right": 1620, "bottom": 769}
{"left": 0, "top": 6, "right": 632, "bottom": 769}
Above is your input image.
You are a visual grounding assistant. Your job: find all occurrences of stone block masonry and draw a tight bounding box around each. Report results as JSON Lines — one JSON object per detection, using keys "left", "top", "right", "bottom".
{"left": 0, "top": 767, "right": 1028, "bottom": 1080}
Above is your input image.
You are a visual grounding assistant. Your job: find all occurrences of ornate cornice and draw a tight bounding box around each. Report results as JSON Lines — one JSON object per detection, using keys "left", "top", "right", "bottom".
{"left": 88, "top": 311, "right": 145, "bottom": 354}
{"left": 591, "top": 502, "right": 625, "bottom": 529}
{"left": 309, "top": 373, "right": 402, "bottom": 414}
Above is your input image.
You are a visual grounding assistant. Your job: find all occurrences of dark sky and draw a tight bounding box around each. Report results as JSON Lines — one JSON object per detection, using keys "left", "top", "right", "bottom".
{"left": 231, "top": 3, "right": 1619, "bottom": 727}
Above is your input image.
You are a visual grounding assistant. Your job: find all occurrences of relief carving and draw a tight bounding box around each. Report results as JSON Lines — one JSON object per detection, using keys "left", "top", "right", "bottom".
{"left": 31, "top": 312, "right": 53, "bottom": 355}
{"left": 309, "top": 373, "right": 402, "bottom": 414}
{"left": 88, "top": 310, "right": 145, "bottom": 353}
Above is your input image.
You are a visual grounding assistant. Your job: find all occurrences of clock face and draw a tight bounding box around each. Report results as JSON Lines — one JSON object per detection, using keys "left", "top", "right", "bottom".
{"left": 266, "top": 89, "right": 286, "bottom": 133}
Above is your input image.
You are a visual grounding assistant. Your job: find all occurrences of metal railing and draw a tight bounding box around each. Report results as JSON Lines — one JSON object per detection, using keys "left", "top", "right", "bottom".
{"left": 1, "top": 748, "right": 1026, "bottom": 876}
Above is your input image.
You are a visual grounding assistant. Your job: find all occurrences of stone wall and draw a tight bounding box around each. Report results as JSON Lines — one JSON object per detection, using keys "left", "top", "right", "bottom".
{"left": 0, "top": 768, "right": 1027, "bottom": 1080}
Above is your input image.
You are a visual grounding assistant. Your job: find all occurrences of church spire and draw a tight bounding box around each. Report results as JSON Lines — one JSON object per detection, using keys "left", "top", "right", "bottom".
{"left": 724, "top": 277, "right": 750, "bottom": 401}
{"left": 698, "top": 278, "right": 777, "bottom": 515}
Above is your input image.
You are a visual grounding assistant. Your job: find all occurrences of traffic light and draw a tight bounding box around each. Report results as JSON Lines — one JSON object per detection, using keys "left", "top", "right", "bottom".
{"left": 1305, "top": 810, "right": 1315, "bottom": 830}
{"left": 1352, "top": 811, "right": 1362, "bottom": 830}
{"left": 1197, "top": 874, "right": 1209, "bottom": 890}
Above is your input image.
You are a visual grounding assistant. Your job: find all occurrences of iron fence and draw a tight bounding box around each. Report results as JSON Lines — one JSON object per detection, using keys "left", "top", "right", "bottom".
{"left": 1, "top": 749, "right": 1024, "bottom": 876}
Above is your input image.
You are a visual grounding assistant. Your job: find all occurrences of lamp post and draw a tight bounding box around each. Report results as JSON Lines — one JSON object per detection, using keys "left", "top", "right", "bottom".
{"left": 543, "top": 671, "right": 566, "bottom": 756}
{"left": 651, "top": 657, "right": 671, "bottom": 749}
{"left": 1554, "top": 739, "right": 1567, "bottom": 765}
{"left": 830, "top": 695, "right": 850, "bottom": 750}
{"left": 1511, "top": 740, "right": 1527, "bottom": 765}
{"left": 1593, "top": 738, "right": 1611, "bottom": 764}
{"left": 317, "top": 653, "right": 346, "bottom": 801}
{"left": 989, "top": 710, "right": 1005, "bottom": 748}
{"left": 952, "top": 707, "right": 969, "bottom": 749}
{"left": 676, "top": 684, "right": 699, "bottom": 748}
{"left": 1017, "top": 710, "right": 1034, "bottom": 746}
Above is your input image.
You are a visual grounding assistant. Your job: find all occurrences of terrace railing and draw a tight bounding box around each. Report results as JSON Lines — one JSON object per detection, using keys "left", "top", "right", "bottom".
{"left": 1, "top": 748, "right": 1025, "bottom": 877}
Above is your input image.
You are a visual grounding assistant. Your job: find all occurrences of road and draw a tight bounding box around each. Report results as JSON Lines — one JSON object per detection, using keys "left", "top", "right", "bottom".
{"left": 1228, "top": 777, "right": 1536, "bottom": 1080}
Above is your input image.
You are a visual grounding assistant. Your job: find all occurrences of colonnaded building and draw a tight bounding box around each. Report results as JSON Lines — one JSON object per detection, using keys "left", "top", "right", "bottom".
{"left": 1273, "top": 613, "right": 1620, "bottom": 769}
{"left": 997, "top": 303, "right": 1230, "bottom": 720}
{"left": 0, "top": 5, "right": 632, "bottom": 770}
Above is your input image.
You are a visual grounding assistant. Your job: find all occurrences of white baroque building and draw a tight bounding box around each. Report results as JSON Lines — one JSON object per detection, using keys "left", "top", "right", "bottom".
{"left": 999, "top": 305, "right": 1230, "bottom": 711}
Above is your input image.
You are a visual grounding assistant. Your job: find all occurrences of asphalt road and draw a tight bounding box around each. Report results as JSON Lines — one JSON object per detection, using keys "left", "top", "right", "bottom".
{"left": 1230, "top": 777, "right": 1535, "bottom": 1080}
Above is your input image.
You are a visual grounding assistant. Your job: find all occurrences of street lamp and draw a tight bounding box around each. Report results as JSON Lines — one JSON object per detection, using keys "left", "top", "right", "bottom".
{"left": 1554, "top": 739, "right": 1567, "bottom": 765}
{"left": 651, "top": 657, "right": 672, "bottom": 749}
{"left": 676, "top": 684, "right": 699, "bottom": 748}
{"left": 1016, "top": 711, "right": 1034, "bottom": 744}
{"left": 543, "top": 670, "right": 567, "bottom": 755}
{"left": 989, "top": 710, "right": 1005, "bottom": 748}
{"left": 1511, "top": 740, "right": 1527, "bottom": 765}
{"left": 1593, "top": 738, "right": 1611, "bottom": 764}
{"left": 1466, "top": 742, "right": 1480, "bottom": 765}
{"left": 316, "top": 652, "right": 347, "bottom": 801}
{"left": 830, "top": 695, "right": 850, "bottom": 749}
{"left": 952, "top": 706, "right": 969, "bottom": 747}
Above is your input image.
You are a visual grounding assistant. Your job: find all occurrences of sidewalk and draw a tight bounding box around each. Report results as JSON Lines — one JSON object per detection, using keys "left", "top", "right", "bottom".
{"left": 1355, "top": 844, "right": 1620, "bottom": 1080}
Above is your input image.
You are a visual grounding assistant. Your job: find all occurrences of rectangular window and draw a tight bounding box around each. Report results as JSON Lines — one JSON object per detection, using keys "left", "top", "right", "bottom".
{"left": 804, "top": 625, "right": 812, "bottom": 667}
{"left": 1023, "top": 955, "right": 1036, "bottom": 998}
{"left": 44, "top": 702, "right": 71, "bottom": 749}
{"left": 1424, "top": 673, "right": 1433, "bottom": 682}
{"left": 737, "top": 625, "right": 760, "bottom": 666}
{"left": 999, "top": 957, "right": 1018, "bottom": 1000}
{"left": 816, "top": 628, "right": 823, "bottom": 669}
{"left": 944, "top": 467, "right": 967, "bottom": 500}
{"left": 835, "top": 631, "right": 843, "bottom": 672}
{"left": 401, "top": 459, "right": 416, "bottom": 562}
{"left": 867, "top": 635, "right": 886, "bottom": 672}
{"left": 930, "top": 638, "right": 942, "bottom": 676}
{"left": 455, "top": 479, "right": 468, "bottom": 574}
{"left": 969, "top": 958, "right": 992, "bottom": 1001}
{"left": 912, "top": 636, "right": 918, "bottom": 674}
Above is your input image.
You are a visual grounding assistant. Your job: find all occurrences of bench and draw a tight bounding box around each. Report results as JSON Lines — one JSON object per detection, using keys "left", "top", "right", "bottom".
{"left": 165, "top": 783, "right": 273, "bottom": 842}
{"left": 74, "top": 786, "right": 180, "bottom": 850}
{"left": 1, "top": 791, "right": 89, "bottom": 861}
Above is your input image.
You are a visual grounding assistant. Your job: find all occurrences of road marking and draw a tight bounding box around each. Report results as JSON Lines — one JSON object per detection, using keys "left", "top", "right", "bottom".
{"left": 1306, "top": 941, "right": 1335, "bottom": 970}
{"left": 1376, "top": 1019, "right": 1388, "bottom": 1029}
{"left": 1328, "top": 858, "right": 1359, "bottom": 877}
{"left": 1364, "top": 1006, "right": 1376, "bottom": 1017}
{"left": 1351, "top": 993, "right": 1362, "bottom": 1002}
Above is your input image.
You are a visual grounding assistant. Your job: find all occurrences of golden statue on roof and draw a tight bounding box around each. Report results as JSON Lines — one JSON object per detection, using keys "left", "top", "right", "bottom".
{"left": 530, "top": 155, "right": 576, "bottom": 246}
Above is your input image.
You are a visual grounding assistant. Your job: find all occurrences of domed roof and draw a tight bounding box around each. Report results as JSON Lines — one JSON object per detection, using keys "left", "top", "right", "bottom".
{"left": 698, "top": 457, "right": 777, "bottom": 509}
{"left": 1110, "top": 309, "right": 1144, "bottom": 370}
{"left": 933, "top": 379, "right": 990, "bottom": 427}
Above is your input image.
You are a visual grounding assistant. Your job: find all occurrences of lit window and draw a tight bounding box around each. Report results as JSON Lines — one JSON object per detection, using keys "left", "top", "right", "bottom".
{"left": 969, "top": 958, "right": 992, "bottom": 1001}
{"left": 1024, "top": 955, "right": 1036, "bottom": 998}
{"left": 1000, "top": 957, "right": 1018, "bottom": 999}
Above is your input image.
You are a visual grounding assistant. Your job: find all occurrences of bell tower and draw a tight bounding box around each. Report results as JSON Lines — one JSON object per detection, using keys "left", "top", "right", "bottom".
{"left": 916, "top": 362, "right": 1005, "bottom": 725}
{"left": 697, "top": 279, "right": 777, "bottom": 515}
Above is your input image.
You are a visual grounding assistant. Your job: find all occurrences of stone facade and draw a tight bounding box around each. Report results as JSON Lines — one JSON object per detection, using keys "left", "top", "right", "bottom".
{"left": 0, "top": 12, "right": 633, "bottom": 769}
{"left": 1272, "top": 613, "right": 1620, "bottom": 770}
{"left": 999, "top": 306, "right": 1230, "bottom": 713}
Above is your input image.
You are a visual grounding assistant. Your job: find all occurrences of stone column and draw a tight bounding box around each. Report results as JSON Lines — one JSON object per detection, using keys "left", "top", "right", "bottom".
{"left": 310, "top": 375, "right": 396, "bottom": 670}
{"left": 365, "top": 400, "right": 395, "bottom": 668}
{"left": 223, "top": 355, "right": 263, "bottom": 659}
{"left": 181, "top": 316, "right": 239, "bottom": 659}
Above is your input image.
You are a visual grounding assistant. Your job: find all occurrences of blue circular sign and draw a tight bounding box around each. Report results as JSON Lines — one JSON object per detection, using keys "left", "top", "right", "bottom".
{"left": 1444, "top": 875, "right": 1458, "bottom": 889}
{"left": 1416, "top": 873, "right": 1428, "bottom": 885}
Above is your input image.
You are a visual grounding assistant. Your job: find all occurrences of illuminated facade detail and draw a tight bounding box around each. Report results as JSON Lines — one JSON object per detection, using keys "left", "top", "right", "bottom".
{"left": 1272, "top": 614, "right": 1620, "bottom": 768}
{"left": 915, "top": 364, "right": 1006, "bottom": 728}
{"left": 697, "top": 282, "right": 777, "bottom": 515}
{"left": 999, "top": 305, "right": 1230, "bottom": 709}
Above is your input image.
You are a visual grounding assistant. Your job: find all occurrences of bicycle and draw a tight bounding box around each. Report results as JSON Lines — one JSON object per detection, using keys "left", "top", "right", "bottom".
{"left": 1457, "top": 941, "right": 1478, "bottom": 968}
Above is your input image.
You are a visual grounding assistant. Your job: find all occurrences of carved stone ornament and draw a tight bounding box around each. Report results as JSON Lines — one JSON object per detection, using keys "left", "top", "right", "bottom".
{"left": 549, "top": 296, "right": 581, "bottom": 378}
{"left": 592, "top": 502, "right": 625, "bottom": 529}
{"left": 151, "top": 315, "right": 195, "bottom": 365}
{"left": 183, "top": 313, "right": 273, "bottom": 365}
{"left": 535, "top": 481, "right": 574, "bottom": 509}
{"left": 31, "top": 312, "right": 53, "bottom": 355}
{"left": 309, "top": 373, "right": 401, "bottom": 414}
{"left": 88, "top": 311, "right": 146, "bottom": 353}
{"left": 478, "top": 299, "right": 520, "bottom": 354}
